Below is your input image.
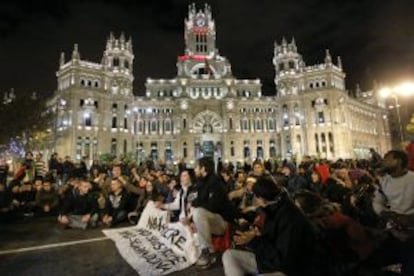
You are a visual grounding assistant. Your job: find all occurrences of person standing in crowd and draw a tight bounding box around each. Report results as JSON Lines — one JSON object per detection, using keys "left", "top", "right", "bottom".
{"left": 18, "top": 151, "right": 35, "bottom": 184}
{"left": 48, "top": 152, "right": 60, "bottom": 173}
{"left": 370, "top": 150, "right": 414, "bottom": 275}
{"left": 34, "top": 152, "right": 47, "bottom": 180}
{"left": 61, "top": 156, "right": 74, "bottom": 185}
{"left": 222, "top": 176, "right": 321, "bottom": 276}
{"left": 191, "top": 156, "right": 238, "bottom": 269}
{"left": 79, "top": 156, "right": 88, "bottom": 179}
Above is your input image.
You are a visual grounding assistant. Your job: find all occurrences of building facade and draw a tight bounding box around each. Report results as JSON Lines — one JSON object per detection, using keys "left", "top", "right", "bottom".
{"left": 51, "top": 3, "right": 391, "bottom": 164}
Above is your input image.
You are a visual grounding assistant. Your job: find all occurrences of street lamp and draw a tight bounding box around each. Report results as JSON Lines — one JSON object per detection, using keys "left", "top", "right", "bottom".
{"left": 380, "top": 81, "right": 414, "bottom": 145}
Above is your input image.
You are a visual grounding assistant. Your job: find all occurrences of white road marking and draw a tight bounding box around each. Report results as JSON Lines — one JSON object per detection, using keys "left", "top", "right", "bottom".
{"left": 0, "top": 237, "right": 110, "bottom": 255}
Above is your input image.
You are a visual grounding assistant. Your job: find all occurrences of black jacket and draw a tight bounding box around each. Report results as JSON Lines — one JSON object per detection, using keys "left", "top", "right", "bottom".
{"left": 61, "top": 190, "right": 98, "bottom": 215}
{"left": 286, "top": 173, "right": 313, "bottom": 194}
{"left": 249, "top": 193, "right": 320, "bottom": 275}
{"left": 191, "top": 174, "right": 238, "bottom": 223}
{"left": 104, "top": 189, "right": 128, "bottom": 216}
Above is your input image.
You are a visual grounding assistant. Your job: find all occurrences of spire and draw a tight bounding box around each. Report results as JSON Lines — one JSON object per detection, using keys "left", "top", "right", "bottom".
{"left": 59, "top": 52, "right": 65, "bottom": 67}
{"left": 127, "top": 36, "right": 133, "bottom": 51}
{"left": 337, "top": 56, "right": 342, "bottom": 69}
{"left": 72, "top": 44, "right": 80, "bottom": 60}
{"left": 324, "top": 49, "right": 332, "bottom": 64}
{"left": 291, "top": 37, "right": 296, "bottom": 47}
{"left": 289, "top": 37, "right": 297, "bottom": 52}
{"left": 281, "top": 37, "right": 287, "bottom": 46}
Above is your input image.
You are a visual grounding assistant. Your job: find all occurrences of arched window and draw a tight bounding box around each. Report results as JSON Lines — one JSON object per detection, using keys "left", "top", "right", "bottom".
{"left": 165, "top": 120, "right": 171, "bottom": 132}
{"left": 282, "top": 104, "right": 289, "bottom": 126}
{"left": 242, "top": 118, "right": 248, "bottom": 130}
{"left": 329, "top": 132, "right": 334, "bottom": 153}
{"left": 268, "top": 119, "right": 275, "bottom": 130}
{"left": 321, "top": 133, "right": 327, "bottom": 153}
{"left": 151, "top": 121, "right": 157, "bottom": 133}
{"left": 256, "top": 119, "right": 262, "bottom": 130}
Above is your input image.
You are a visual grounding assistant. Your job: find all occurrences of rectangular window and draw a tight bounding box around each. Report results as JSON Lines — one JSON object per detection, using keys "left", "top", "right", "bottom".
{"left": 85, "top": 116, "right": 92, "bottom": 127}
{"left": 318, "top": 111, "right": 325, "bottom": 124}
{"left": 112, "top": 117, "right": 117, "bottom": 128}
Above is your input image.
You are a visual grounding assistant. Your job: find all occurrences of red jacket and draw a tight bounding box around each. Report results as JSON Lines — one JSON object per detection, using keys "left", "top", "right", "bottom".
{"left": 315, "top": 164, "right": 330, "bottom": 185}
{"left": 406, "top": 142, "right": 414, "bottom": 171}
{"left": 320, "top": 211, "right": 373, "bottom": 260}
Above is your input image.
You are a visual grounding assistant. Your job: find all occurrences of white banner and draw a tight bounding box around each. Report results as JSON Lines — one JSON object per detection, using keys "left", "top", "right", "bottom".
{"left": 103, "top": 201, "right": 200, "bottom": 276}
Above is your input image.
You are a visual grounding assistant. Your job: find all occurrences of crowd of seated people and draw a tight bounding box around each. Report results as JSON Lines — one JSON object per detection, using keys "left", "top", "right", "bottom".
{"left": 0, "top": 148, "right": 413, "bottom": 276}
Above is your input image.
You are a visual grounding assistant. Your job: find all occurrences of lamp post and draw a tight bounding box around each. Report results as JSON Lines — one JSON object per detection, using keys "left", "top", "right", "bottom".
{"left": 380, "top": 81, "right": 414, "bottom": 146}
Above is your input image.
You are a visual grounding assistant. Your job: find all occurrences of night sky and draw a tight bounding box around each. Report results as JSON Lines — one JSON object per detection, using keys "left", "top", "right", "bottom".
{"left": 1, "top": 0, "right": 414, "bottom": 98}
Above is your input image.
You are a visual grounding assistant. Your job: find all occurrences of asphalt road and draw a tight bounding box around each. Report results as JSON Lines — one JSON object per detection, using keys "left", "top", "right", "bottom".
{"left": 0, "top": 216, "right": 225, "bottom": 276}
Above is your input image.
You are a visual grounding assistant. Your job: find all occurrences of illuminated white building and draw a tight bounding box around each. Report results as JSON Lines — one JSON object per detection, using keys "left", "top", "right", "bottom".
{"left": 51, "top": 3, "right": 391, "bottom": 163}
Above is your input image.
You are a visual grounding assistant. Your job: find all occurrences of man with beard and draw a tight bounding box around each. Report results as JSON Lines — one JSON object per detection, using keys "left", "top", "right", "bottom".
{"left": 370, "top": 150, "right": 414, "bottom": 275}
{"left": 191, "top": 156, "right": 238, "bottom": 269}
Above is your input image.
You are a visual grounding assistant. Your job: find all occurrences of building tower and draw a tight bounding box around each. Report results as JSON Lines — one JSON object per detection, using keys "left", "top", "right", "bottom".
{"left": 184, "top": 3, "right": 216, "bottom": 56}
{"left": 102, "top": 32, "right": 134, "bottom": 96}
{"left": 176, "top": 3, "right": 232, "bottom": 80}
{"left": 273, "top": 37, "right": 304, "bottom": 96}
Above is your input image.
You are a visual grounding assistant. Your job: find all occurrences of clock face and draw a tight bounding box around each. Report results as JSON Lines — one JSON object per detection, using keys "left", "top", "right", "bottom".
{"left": 196, "top": 18, "right": 206, "bottom": 27}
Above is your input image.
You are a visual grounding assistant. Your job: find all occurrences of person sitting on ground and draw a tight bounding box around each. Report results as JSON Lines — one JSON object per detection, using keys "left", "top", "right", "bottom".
{"left": 309, "top": 168, "right": 324, "bottom": 195}
{"left": 58, "top": 179, "right": 98, "bottom": 229}
{"left": 156, "top": 170, "right": 194, "bottom": 223}
{"left": 369, "top": 150, "right": 414, "bottom": 275}
{"left": 323, "top": 163, "right": 352, "bottom": 206}
{"left": 222, "top": 176, "right": 321, "bottom": 276}
{"left": 0, "top": 182, "right": 14, "bottom": 219}
{"left": 251, "top": 160, "right": 267, "bottom": 178}
{"left": 191, "top": 157, "right": 238, "bottom": 269}
{"left": 127, "top": 177, "right": 163, "bottom": 224}
{"left": 281, "top": 162, "right": 313, "bottom": 194}
{"left": 35, "top": 179, "right": 59, "bottom": 215}
{"left": 220, "top": 168, "right": 236, "bottom": 194}
{"left": 293, "top": 190, "right": 374, "bottom": 274}
{"left": 102, "top": 178, "right": 129, "bottom": 227}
